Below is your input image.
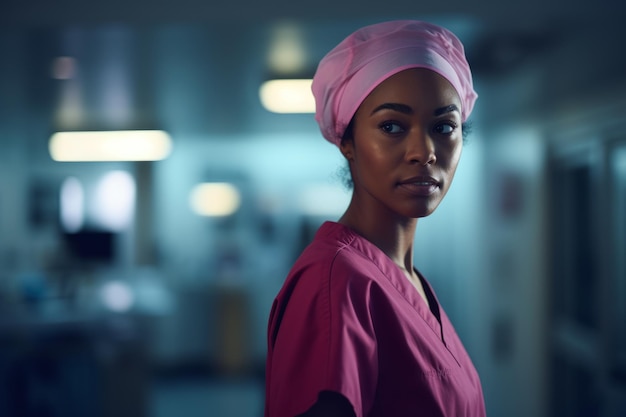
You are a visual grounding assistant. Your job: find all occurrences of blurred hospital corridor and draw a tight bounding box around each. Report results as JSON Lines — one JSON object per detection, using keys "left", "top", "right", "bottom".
{"left": 1, "top": 1, "right": 626, "bottom": 416}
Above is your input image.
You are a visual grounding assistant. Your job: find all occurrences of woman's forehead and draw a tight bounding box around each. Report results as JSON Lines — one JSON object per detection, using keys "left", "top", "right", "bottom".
{"left": 360, "top": 68, "right": 462, "bottom": 114}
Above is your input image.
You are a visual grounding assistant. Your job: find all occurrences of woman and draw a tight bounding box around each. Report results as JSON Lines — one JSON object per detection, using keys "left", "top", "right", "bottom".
{"left": 265, "top": 20, "right": 485, "bottom": 417}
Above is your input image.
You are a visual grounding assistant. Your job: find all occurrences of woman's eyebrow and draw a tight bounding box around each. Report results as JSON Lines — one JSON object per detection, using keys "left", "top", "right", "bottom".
{"left": 434, "top": 104, "right": 460, "bottom": 116}
{"left": 370, "top": 103, "right": 460, "bottom": 116}
{"left": 370, "top": 102, "right": 413, "bottom": 115}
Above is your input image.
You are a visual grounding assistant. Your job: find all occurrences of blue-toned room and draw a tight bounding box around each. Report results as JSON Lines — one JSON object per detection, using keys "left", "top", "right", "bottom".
{"left": 0, "top": 1, "right": 625, "bottom": 416}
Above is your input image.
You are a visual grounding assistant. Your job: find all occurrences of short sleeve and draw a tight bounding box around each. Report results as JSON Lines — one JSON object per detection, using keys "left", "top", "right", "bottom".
{"left": 265, "top": 252, "right": 378, "bottom": 417}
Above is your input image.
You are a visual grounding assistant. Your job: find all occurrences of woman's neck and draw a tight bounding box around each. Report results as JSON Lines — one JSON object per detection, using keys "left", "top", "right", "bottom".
{"left": 338, "top": 197, "right": 431, "bottom": 309}
{"left": 338, "top": 201, "right": 417, "bottom": 272}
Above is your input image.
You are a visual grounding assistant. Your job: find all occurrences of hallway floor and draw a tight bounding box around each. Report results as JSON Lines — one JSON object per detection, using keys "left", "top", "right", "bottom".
{"left": 150, "top": 376, "right": 264, "bottom": 417}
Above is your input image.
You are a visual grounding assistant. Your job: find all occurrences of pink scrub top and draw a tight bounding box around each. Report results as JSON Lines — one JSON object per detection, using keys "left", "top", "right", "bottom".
{"left": 265, "top": 221, "right": 486, "bottom": 417}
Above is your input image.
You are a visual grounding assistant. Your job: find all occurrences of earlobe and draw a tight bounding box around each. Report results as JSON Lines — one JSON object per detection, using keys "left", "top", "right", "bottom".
{"left": 340, "top": 143, "right": 354, "bottom": 162}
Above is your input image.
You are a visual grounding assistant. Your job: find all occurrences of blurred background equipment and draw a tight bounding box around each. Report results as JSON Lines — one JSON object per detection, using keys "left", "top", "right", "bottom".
{"left": 0, "top": 1, "right": 625, "bottom": 416}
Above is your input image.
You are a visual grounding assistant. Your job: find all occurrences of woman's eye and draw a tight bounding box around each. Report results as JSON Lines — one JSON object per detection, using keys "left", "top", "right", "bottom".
{"left": 380, "top": 121, "right": 404, "bottom": 134}
{"left": 435, "top": 122, "right": 456, "bottom": 135}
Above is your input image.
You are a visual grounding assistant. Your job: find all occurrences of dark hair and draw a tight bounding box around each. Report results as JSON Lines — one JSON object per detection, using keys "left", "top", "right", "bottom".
{"left": 337, "top": 119, "right": 473, "bottom": 189}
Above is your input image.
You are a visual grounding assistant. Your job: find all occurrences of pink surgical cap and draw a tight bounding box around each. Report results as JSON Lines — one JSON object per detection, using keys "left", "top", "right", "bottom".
{"left": 311, "top": 20, "right": 478, "bottom": 146}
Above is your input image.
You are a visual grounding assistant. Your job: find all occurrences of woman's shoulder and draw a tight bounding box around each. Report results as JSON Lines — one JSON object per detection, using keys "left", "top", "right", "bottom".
{"left": 292, "top": 222, "right": 379, "bottom": 282}
{"left": 272, "top": 223, "right": 369, "bottom": 295}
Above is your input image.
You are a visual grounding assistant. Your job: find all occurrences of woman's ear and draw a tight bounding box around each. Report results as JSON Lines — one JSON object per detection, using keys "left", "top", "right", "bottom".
{"left": 339, "top": 140, "right": 354, "bottom": 161}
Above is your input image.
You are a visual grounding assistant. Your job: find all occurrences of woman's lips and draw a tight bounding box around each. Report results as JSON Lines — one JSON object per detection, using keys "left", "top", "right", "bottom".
{"left": 397, "top": 176, "right": 440, "bottom": 196}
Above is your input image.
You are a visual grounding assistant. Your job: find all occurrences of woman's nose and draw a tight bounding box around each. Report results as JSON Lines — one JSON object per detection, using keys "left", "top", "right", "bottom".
{"left": 405, "top": 131, "right": 436, "bottom": 165}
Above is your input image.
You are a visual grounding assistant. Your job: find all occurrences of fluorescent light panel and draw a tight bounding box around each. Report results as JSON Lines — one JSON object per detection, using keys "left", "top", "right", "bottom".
{"left": 189, "top": 182, "right": 241, "bottom": 217}
{"left": 49, "top": 130, "right": 172, "bottom": 162}
{"left": 259, "top": 79, "right": 315, "bottom": 113}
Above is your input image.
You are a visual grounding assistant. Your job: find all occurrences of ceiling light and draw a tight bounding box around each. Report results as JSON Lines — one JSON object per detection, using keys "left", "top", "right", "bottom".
{"left": 49, "top": 130, "right": 173, "bottom": 162}
{"left": 259, "top": 79, "right": 315, "bottom": 113}
{"left": 268, "top": 23, "right": 306, "bottom": 73}
{"left": 189, "top": 182, "right": 241, "bottom": 217}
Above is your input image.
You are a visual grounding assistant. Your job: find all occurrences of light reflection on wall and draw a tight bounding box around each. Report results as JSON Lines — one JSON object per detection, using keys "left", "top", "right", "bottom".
{"left": 91, "top": 170, "right": 135, "bottom": 232}
{"left": 297, "top": 183, "right": 350, "bottom": 216}
{"left": 189, "top": 182, "right": 241, "bottom": 217}
{"left": 100, "top": 280, "right": 135, "bottom": 312}
{"left": 153, "top": 132, "right": 346, "bottom": 283}
{"left": 60, "top": 176, "right": 85, "bottom": 232}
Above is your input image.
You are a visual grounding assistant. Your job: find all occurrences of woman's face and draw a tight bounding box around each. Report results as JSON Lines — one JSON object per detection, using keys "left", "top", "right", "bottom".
{"left": 341, "top": 68, "right": 463, "bottom": 219}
